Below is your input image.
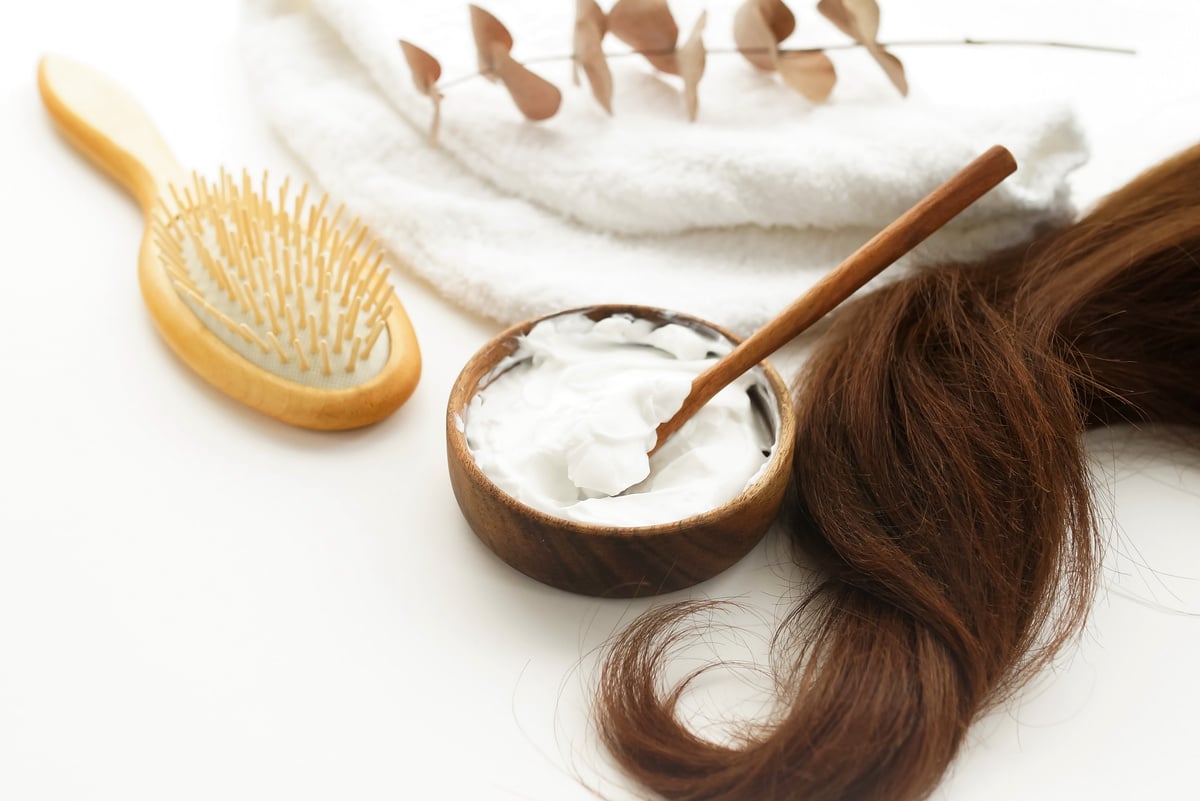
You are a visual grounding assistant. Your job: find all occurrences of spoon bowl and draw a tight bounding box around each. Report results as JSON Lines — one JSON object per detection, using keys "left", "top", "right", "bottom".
{"left": 446, "top": 304, "right": 796, "bottom": 598}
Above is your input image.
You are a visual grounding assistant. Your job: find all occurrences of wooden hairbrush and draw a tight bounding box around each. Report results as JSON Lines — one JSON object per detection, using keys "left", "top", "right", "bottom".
{"left": 37, "top": 54, "right": 421, "bottom": 430}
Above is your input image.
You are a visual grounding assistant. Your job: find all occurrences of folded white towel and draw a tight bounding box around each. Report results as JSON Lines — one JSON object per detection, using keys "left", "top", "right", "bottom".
{"left": 240, "top": 0, "right": 1086, "bottom": 335}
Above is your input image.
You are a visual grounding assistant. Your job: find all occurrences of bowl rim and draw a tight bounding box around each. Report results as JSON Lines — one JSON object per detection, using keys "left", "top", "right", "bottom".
{"left": 445, "top": 304, "right": 797, "bottom": 538}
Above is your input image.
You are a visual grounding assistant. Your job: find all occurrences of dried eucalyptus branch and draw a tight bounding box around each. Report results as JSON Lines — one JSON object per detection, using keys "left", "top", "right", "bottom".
{"left": 398, "top": 0, "right": 1134, "bottom": 143}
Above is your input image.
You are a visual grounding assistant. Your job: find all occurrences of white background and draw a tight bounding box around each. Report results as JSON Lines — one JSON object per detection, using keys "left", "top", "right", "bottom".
{"left": 2, "top": 1, "right": 1199, "bottom": 800}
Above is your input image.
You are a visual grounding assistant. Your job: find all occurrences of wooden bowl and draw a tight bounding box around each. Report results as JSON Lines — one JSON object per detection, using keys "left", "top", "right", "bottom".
{"left": 445, "top": 305, "right": 796, "bottom": 598}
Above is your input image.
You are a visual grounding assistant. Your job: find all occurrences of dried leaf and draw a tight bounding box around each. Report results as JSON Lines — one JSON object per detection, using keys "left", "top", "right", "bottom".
{"left": 467, "top": 5, "right": 563, "bottom": 121}
{"left": 468, "top": 4, "right": 513, "bottom": 79}
{"left": 816, "top": 0, "right": 907, "bottom": 96}
{"left": 815, "top": 0, "right": 856, "bottom": 39}
{"left": 778, "top": 51, "right": 837, "bottom": 102}
{"left": 734, "top": 0, "right": 836, "bottom": 102}
{"left": 733, "top": 0, "right": 800, "bottom": 71}
{"left": 577, "top": 0, "right": 608, "bottom": 39}
{"left": 733, "top": 0, "right": 779, "bottom": 71}
{"left": 573, "top": 0, "right": 613, "bottom": 113}
{"left": 572, "top": 0, "right": 603, "bottom": 85}
{"left": 399, "top": 40, "right": 441, "bottom": 94}
{"left": 757, "top": 0, "right": 797, "bottom": 43}
{"left": 842, "top": 0, "right": 880, "bottom": 41}
{"left": 493, "top": 50, "right": 563, "bottom": 121}
{"left": 399, "top": 40, "right": 443, "bottom": 143}
{"left": 677, "top": 12, "right": 707, "bottom": 121}
{"left": 869, "top": 46, "right": 907, "bottom": 96}
{"left": 607, "top": 0, "right": 680, "bottom": 75}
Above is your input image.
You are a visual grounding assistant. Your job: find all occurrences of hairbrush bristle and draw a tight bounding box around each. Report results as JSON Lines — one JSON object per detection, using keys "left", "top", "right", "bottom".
{"left": 152, "top": 169, "right": 395, "bottom": 388}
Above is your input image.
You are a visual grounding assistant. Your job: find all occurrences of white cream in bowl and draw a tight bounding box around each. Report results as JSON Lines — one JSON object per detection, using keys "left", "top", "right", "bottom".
{"left": 462, "top": 313, "right": 777, "bottom": 527}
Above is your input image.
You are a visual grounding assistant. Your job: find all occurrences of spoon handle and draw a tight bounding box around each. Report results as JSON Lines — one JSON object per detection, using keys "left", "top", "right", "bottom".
{"left": 652, "top": 144, "right": 1018, "bottom": 454}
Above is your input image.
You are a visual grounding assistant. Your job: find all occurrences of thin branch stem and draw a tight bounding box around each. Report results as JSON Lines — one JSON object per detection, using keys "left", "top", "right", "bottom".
{"left": 439, "top": 71, "right": 494, "bottom": 90}
{"left": 436, "top": 37, "right": 1134, "bottom": 89}
{"left": 750, "top": 38, "right": 1134, "bottom": 55}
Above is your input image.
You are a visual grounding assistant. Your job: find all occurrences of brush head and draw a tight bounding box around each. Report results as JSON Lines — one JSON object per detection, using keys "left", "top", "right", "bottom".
{"left": 138, "top": 169, "right": 420, "bottom": 429}
{"left": 153, "top": 170, "right": 395, "bottom": 389}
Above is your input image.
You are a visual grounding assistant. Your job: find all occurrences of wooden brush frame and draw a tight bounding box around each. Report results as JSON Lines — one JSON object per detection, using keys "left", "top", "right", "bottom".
{"left": 37, "top": 54, "right": 421, "bottom": 430}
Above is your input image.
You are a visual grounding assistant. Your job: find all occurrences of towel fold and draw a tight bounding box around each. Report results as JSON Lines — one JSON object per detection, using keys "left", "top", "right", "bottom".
{"left": 240, "top": 0, "right": 1086, "bottom": 335}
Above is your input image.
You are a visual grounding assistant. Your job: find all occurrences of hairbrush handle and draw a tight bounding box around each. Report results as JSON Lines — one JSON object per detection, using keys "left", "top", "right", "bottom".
{"left": 38, "top": 54, "right": 188, "bottom": 212}
{"left": 652, "top": 144, "right": 1019, "bottom": 455}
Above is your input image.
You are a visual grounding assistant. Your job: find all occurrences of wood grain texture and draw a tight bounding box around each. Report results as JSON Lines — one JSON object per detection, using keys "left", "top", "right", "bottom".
{"left": 37, "top": 54, "right": 421, "bottom": 430}
{"left": 653, "top": 145, "right": 1017, "bottom": 453}
{"left": 446, "top": 305, "right": 796, "bottom": 598}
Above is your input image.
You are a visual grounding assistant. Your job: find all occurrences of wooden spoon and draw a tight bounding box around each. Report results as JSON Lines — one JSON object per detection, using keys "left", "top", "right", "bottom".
{"left": 650, "top": 144, "right": 1018, "bottom": 456}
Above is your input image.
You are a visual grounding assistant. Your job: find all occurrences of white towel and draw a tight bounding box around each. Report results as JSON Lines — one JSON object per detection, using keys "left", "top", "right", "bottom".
{"left": 240, "top": 0, "right": 1086, "bottom": 335}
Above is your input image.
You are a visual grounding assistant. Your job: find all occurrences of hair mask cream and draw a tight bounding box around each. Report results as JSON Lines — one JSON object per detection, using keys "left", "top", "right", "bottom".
{"left": 461, "top": 313, "right": 776, "bottom": 527}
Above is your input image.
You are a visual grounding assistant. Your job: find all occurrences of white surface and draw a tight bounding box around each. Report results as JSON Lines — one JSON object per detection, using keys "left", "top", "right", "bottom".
{"left": 2, "top": 2, "right": 1198, "bottom": 800}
